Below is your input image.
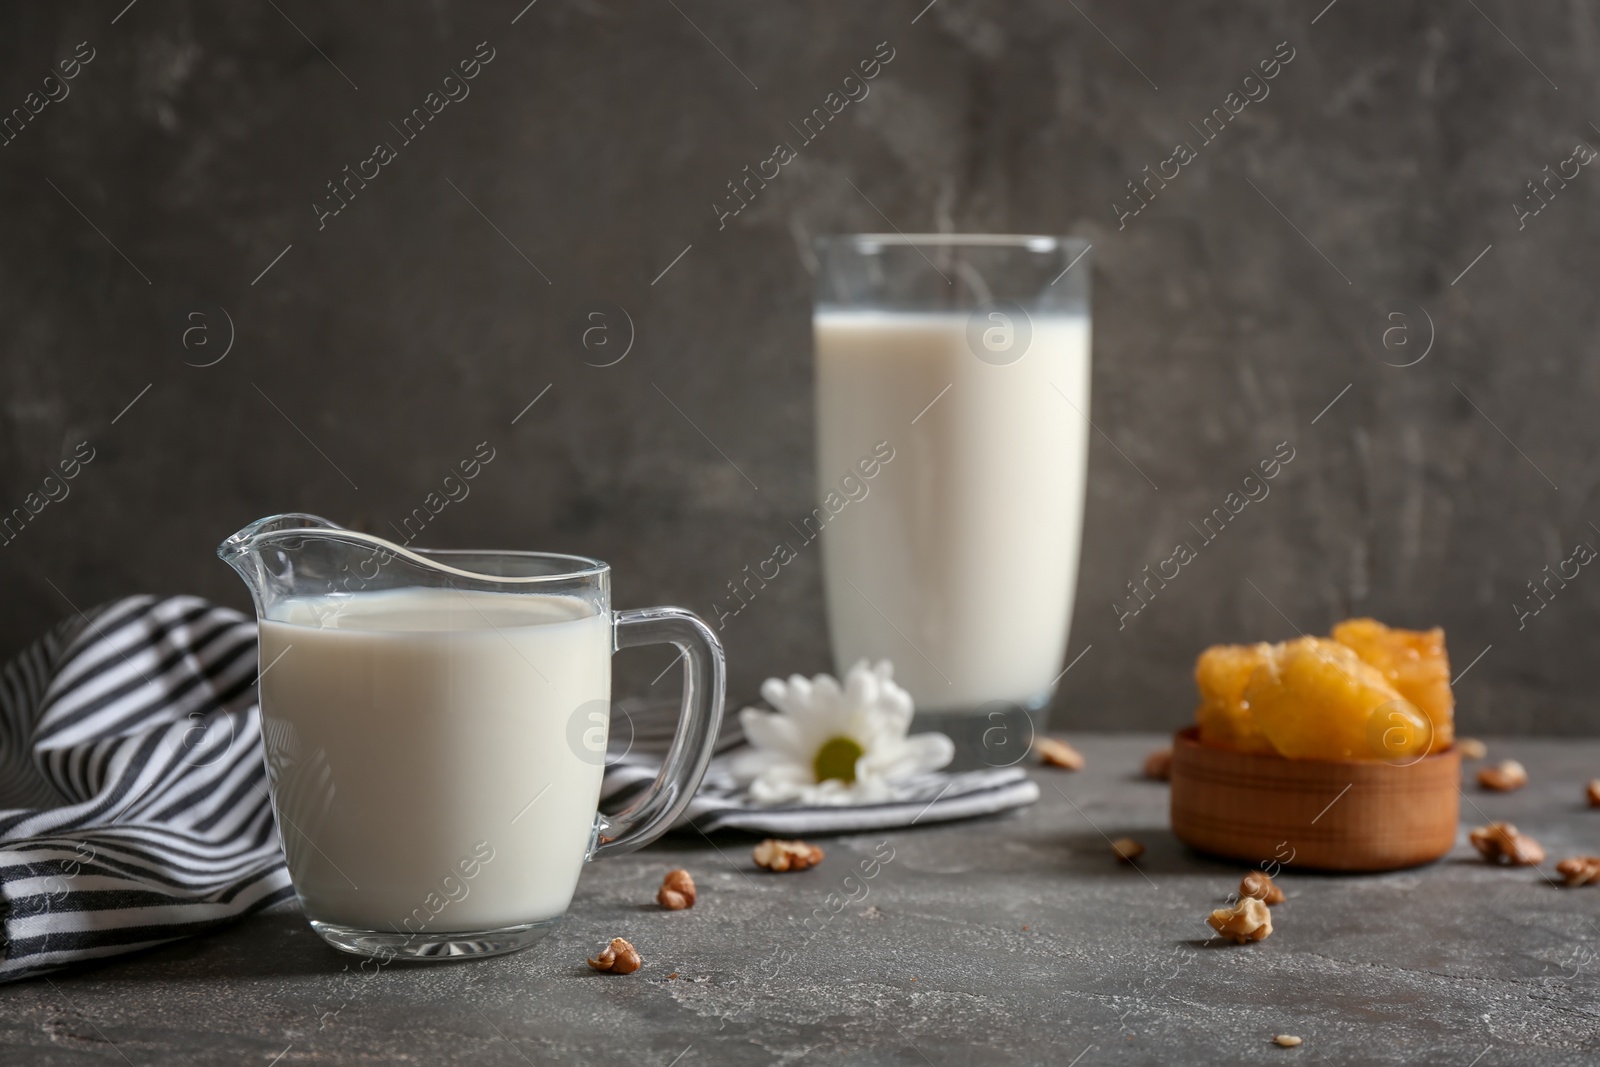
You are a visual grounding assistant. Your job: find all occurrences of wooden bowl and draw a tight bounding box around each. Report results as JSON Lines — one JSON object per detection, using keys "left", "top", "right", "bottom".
{"left": 1169, "top": 726, "right": 1460, "bottom": 872}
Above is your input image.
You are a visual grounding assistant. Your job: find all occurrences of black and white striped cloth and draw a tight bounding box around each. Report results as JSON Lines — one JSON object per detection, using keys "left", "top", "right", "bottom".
{"left": 604, "top": 760, "right": 1038, "bottom": 834}
{"left": 0, "top": 596, "right": 289, "bottom": 984}
{"left": 0, "top": 596, "right": 1038, "bottom": 983}
{"left": 600, "top": 696, "right": 1040, "bottom": 834}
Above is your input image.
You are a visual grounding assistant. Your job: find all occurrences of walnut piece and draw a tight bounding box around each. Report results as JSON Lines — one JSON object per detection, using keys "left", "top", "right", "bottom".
{"left": 1273, "top": 1034, "right": 1303, "bottom": 1048}
{"left": 1036, "top": 737, "right": 1085, "bottom": 770}
{"left": 1477, "top": 759, "right": 1528, "bottom": 792}
{"left": 1556, "top": 856, "right": 1600, "bottom": 887}
{"left": 752, "top": 838, "right": 824, "bottom": 872}
{"left": 1110, "top": 837, "right": 1145, "bottom": 863}
{"left": 1142, "top": 747, "right": 1173, "bottom": 781}
{"left": 1240, "top": 870, "right": 1286, "bottom": 905}
{"left": 1457, "top": 737, "right": 1488, "bottom": 760}
{"left": 1207, "top": 897, "right": 1272, "bottom": 944}
{"left": 1468, "top": 822, "right": 1545, "bottom": 866}
{"left": 657, "top": 868, "right": 696, "bottom": 910}
{"left": 1587, "top": 779, "right": 1600, "bottom": 808}
{"left": 587, "top": 937, "right": 642, "bottom": 974}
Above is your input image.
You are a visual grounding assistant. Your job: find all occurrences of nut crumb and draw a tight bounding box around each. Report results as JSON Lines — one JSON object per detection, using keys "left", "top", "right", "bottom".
{"left": 1143, "top": 747, "right": 1172, "bottom": 780}
{"left": 753, "top": 838, "right": 824, "bottom": 872}
{"left": 587, "top": 937, "right": 642, "bottom": 974}
{"left": 657, "top": 868, "right": 696, "bottom": 910}
{"left": 1587, "top": 780, "right": 1600, "bottom": 808}
{"left": 1111, "top": 837, "right": 1145, "bottom": 863}
{"left": 1457, "top": 737, "right": 1488, "bottom": 760}
{"left": 1477, "top": 759, "right": 1528, "bottom": 792}
{"left": 666, "top": 971, "right": 679, "bottom": 979}
{"left": 1206, "top": 897, "right": 1272, "bottom": 944}
{"left": 1273, "top": 1034, "right": 1303, "bottom": 1048}
{"left": 1036, "top": 737, "right": 1085, "bottom": 770}
{"left": 1556, "top": 856, "right": 1600, "bottom": 887}
{"left": 1469, "top": 822, "right": 1545, "bottom": 866}
{"left": 1240, "top": 870, "right": 1285, "bottom": 905}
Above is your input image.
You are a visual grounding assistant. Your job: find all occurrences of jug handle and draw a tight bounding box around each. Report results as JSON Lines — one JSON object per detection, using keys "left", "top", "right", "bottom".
{"left": 592, "top": 606, "right": 726, "bottom": 858}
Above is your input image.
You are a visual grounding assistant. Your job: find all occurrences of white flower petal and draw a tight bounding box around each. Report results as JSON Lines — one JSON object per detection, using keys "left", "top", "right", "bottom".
{"left": 760, "top": 675, "right": 804, "bottom": 716}
{"left": 737, "top": 658, "right": 943, "bottom": 806}
{"left": 759, "top": 676, "right": 791, "bottom": 711}
{"left": 844, "top": 659, "right": 876, "bottom": 706}
{"left": 872, "top": 700, "right": 912, "bottom": 742}
{"left": 728, "top": 747, "right": 789, "bottom": 780}
{"left": 762, "top": 762, "right": 813, "bottom": 786}
{"left": 810, "top": 673, "right": 842, "bottom": 706}
{"left": 883, "top": 680, "right": 914, "bottom": 720}
{"left": 750, "top": 774, "right": 808, "bottom": 805}
{"left": 738, "top": 707, "right": 809, "bottom": 760}
{"left": 859, "top": 731, "right": 954, "bottom": 781}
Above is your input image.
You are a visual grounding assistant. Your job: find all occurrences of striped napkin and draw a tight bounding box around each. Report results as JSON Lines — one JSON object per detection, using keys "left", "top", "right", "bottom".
{"left": 0, "top": 596, "right": 1037, "bottom": 982}
{"left": 0, "top": 596, "right": 288, "bottom": 984}
{"left": 601, "top": 694, "right": 1039, "bottom": 834}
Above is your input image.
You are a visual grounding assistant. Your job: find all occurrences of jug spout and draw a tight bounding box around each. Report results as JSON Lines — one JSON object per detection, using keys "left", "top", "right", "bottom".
{"left": 219, "top": 513, "right": 348, "bottom": 562}
{"left": 217, "top": 513, "right": 366, "bottom": 614}
{"left": 220, "top": 512, "right": 612, "bottom": 620}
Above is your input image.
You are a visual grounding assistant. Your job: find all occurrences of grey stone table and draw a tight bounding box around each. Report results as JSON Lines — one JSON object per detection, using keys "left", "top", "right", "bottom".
{"left": 5, "top": 735, "right": 1600, "bottom": 1066}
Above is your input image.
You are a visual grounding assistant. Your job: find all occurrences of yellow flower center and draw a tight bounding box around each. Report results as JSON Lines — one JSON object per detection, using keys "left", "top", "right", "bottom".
{"left": 813, "top": 735, "right": 864, "bottom": 784}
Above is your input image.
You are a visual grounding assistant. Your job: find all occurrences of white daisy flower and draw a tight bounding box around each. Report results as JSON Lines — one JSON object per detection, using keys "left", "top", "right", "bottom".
{"left": 730, "top": 660, "right": 955, "bottom": 805}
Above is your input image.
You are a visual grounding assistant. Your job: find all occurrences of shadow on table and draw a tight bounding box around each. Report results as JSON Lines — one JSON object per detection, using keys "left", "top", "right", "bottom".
{"left": 1036, "top": 829, "right": 1247, "bottom": 878}
{"left": 21, "top": 908, "right": 498, "bottom": 987}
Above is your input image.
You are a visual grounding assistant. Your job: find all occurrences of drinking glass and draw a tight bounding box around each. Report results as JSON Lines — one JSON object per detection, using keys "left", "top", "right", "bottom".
{"left": 812, "top": 234, "right": 1091, "bottom": 757}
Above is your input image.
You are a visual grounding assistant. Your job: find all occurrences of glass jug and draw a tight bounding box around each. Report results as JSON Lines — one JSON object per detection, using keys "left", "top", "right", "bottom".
{"left": 219, "top": 513, "right": 724, "bottom": 960}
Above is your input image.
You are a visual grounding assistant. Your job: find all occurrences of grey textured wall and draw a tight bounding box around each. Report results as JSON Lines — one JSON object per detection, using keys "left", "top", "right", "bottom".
{"left": 1, "top": 1, "right": 1595, "bottom": 735}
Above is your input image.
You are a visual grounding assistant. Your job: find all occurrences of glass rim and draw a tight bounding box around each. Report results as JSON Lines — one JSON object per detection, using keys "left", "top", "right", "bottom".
{"left": 417, "top": 547, "right": 610, "bottom": 583}
{"left": 814, "top": 233, "right": 1088, "bottom": 252}
{"left": 220, "top": 513, "right": 610, "bottom": 585}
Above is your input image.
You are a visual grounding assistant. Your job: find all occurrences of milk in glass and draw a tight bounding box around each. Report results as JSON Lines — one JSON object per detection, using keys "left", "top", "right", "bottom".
{"left": 257, "top": 588, "right": 609, "bottom": 932}
{"left": 814, "top": 310, "right": 1090, "bottom": 713}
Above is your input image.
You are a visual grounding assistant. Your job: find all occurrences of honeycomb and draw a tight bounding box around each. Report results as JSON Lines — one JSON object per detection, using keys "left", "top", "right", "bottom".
{"left": 1331, "top": 618, "right": 1455, "bottom": 752}
{"left": 1190, "top": 620, "right": 1454, "bottom": 761}
{"left": 1194, "top": 642, "right": 1276, "bottom": 755}
{"left": 1243, "top": 637, "right": 1432, "bottom": 761}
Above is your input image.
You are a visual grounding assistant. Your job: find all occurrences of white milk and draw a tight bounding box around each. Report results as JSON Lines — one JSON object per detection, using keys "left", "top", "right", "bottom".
{"left": 257, "top": 588, "right": 611, "bottom": 933}
{"left": 814, "top": 311, "right": 1091, "bottom": 713}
